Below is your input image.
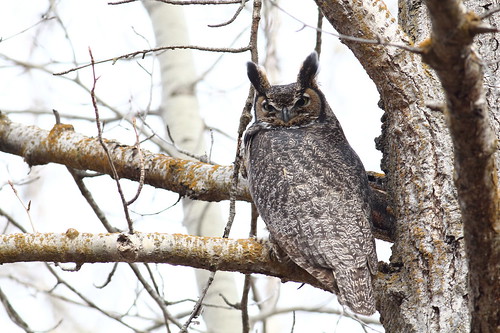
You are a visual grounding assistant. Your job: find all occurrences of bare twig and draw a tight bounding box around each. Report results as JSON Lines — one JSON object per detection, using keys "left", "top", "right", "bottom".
{"left": 126, "top": 118, "right": 146, "bottom": 205}
{"left": 94, "top": 263, "right": 119, "bottom": 288}
{"left": 128, "top": 263, "right": 181, "bottom": 332}
{"left": 269, "top": 0, "right": 422, "bottom": 54}
{"left": 480, "top": 5, "right": 500, "bottom": 20}
{"left": 0, "top": 14, "right": 55, "bottom": 43}
{"left": 251, "top": 305, "right": 382, "bottom": 328}
{"left": 180, "top": 271, "right": 216, "bottom": 332}
{"left": 109, "top": 0, "right": 245, "bottom": 5}
{"left": 223, "top": 0, "right": 261, "bottom": 238}
{"left": 8, "top": 181, "right": 35, "bottom": 232}
{"left": 208, "top": 0, "right": 247, "bottom": 27}
{"left": 315, "top": 8, "right": 323, "bottom": 57}
{"left": 89, "top": 48, "right": 135, "bottom": 234}
{"left": 166, "top": 126, "right": 210, "bottom": 163}
{"left": 45, "top": 264, "right": 140, "bottom": 331}
{"left": 241, "top": 275, "right": 251, "bottom": 333}
{"left": 0, "top": 287, "right": 35, "bottom": 333}
{"left": 3, "top": 108, "right": 121, "bottom": 122}
{"left": 55, "top": 45, "right": 251, "bottom": 76}
{"left": 241, "top": 205, "right": 258, "bottom": 333}
{"left": 0, "top": 207, "right": 28, "bottom": 233}
{"left": 66, "top": 167, "right": 120, "bottom": 233}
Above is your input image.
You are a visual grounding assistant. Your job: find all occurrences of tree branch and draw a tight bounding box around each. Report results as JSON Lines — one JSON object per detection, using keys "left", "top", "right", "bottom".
{"left": 0, "top": 231, "right": 325, "bottom": 290}
{"left": 0, "top": 114, "right": 248, "bottom": 202}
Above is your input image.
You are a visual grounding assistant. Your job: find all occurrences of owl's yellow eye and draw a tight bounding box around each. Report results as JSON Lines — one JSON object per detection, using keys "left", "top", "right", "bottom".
{"left": 262, "top": 100, "right": 277, "bottom": 113}
{"left": 294, "top": 93, "right": 311, "bottom": 108}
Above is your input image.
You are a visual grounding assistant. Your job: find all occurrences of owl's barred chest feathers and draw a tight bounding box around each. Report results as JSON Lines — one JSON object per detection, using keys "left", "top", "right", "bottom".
{"left": 246, "top": 119, "right": 371, "bottom": 237}
{"left": 244, "top": 52, "right": 377, "bottom": 316}
{"left": 247, "top": 119, "right": 358, "bottom": 191}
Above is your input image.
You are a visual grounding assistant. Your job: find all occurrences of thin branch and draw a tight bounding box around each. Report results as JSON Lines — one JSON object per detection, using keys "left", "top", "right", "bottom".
{"left": 0, "top": 14, "right": 55, "bottom": 43}
{"left": 128, "top": 263, "right": 181, "bottom": 331}
{"left": 241, "top": 275, "right": 251, "bottom": 333}
{"left": 224, "top": 0, "right": 261, "bottom": 238}
{"left": 3, "top": 109, "right": 121, "bottom": 122}
{"left": 269, "top": 0, "right": 422, "bottom": 54}
{"left": 180, "top": 272, "right": 216, "bottom": 332}
{"left": 251, "top": 305, "right": 381, "bottom": 327}
{"left": 315, "top": 7, "right": 323, "bottom": 57}
{"left": 94, "top": 263, "right": 119, "bottom": 288}
{"left": 0, "top": 207, "right": 28, "bottom": 233}
{"left": 0, "top": 287, "right": 35, "bottom": 333}
{"left": 54, "top": 44, "right": 251, "bottom": 76}
{"left": 89, "top": 48, "right": 134, "bottom": 233}
{"left": 165, "top": 126, "right": 210, "bottom": 163}
{"left": 8, "top": 181, "right": 35, "bottom": 232}
{"left": 208, "top": 0, "right": 247, "bottom": 27}
{"left": 241, "top": 204, "right": 258, "bottom": 333}
{"left": 126, "top": 118, "right": 146, "bottom": 206}
{"left": 45, "top": 264, "right": 141, "bottom": 331}
{"left": 66, "top": 167, "right": 120, "bottom": 233}
{"left": 480, "top": 5, "right": 500, "bottom": 20}
{"left": 109, "top": 0, "right": 245, "bottom": 5}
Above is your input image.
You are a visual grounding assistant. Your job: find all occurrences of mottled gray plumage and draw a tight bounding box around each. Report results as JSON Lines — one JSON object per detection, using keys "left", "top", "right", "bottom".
{"left": 243, "top": 52, "right": 378, "bottom": 315}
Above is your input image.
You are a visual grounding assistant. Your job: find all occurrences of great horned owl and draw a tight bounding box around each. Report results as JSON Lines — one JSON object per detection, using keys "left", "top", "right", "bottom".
{"left": 243, "top": 52, "right": 378, "bottom": 315}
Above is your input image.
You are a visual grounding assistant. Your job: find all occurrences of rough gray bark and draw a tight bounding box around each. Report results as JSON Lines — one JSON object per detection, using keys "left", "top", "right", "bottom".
{"left": 420, "top": 1, "right": 500, "bottom": 332}
{"left": 315, "top": 1, "right": 467, "bottom": 332}
{"left": 472, "top": 0, "right": 500, "bottom": 172}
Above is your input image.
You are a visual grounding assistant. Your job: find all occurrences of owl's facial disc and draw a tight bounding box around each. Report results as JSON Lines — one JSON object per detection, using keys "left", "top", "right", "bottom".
{"left": 259, "top": 90, "right": 316, "bottom": 126}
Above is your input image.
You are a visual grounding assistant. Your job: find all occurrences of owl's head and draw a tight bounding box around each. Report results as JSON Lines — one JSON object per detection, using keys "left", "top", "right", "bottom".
{"left": 247, "top": 52, "right": 328, "bottom": 127}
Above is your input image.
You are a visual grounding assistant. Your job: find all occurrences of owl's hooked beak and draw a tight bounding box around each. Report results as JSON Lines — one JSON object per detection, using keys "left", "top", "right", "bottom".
{"left": 281, "top": 107, "right": 291, "bottom": 123}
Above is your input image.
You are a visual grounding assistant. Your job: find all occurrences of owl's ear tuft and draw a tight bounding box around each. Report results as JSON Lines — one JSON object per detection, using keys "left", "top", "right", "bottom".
{"left": 247, "top": 62, "right": 271, "bottom": 95}
{"left": 297, "top": 52, "right": 319, "bottom": 89}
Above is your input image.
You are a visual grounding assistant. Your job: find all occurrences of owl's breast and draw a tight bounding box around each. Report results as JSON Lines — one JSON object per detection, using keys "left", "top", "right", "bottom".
{"left": 245, "top": 121, "right": 370, "bottom": 229}
{"left": 247, "top": 125, "right": 337, "bottom": 208}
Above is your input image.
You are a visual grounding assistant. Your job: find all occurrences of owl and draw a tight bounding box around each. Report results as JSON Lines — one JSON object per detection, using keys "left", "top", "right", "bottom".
{"left": 243, "top": 52, "right": 378, "bottom": 315}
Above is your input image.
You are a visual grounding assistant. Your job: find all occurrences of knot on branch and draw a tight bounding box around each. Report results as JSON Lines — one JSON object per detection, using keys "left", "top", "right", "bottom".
{"left": 117, "top": 233, "right": 139, "bottom": 261}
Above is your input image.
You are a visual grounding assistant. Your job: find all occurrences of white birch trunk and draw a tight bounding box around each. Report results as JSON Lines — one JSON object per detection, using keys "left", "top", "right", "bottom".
{"left": 142, "top": 2, "right": 242, "bottom": 332}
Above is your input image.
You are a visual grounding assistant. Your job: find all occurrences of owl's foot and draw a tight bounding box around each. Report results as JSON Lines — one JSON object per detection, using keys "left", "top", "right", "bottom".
{"left": 266, "top": 238, "right": 294, "bottom": 264}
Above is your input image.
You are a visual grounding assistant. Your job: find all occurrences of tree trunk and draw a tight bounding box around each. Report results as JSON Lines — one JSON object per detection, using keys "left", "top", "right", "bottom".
{"left": 315, "top": 1, "right": 468, "bottom": 331}
{"left": 143, "top": 2, "right": 242, "bottom": 332}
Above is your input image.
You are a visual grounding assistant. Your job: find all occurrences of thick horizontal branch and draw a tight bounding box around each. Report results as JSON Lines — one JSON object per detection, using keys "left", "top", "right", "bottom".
{"left": 0, "top": 115, "right": 395, "bottom": 241}
{"left": 0, "top": 114, "right": 249, "bottom": 202}
{"left": 0, "top": 231, "right": 325, "bottom": 290}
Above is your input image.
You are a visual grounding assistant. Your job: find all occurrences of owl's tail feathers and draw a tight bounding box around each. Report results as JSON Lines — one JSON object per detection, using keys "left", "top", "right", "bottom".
{"left": 334, "top": 267, "right": 376, "bottom": 316}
